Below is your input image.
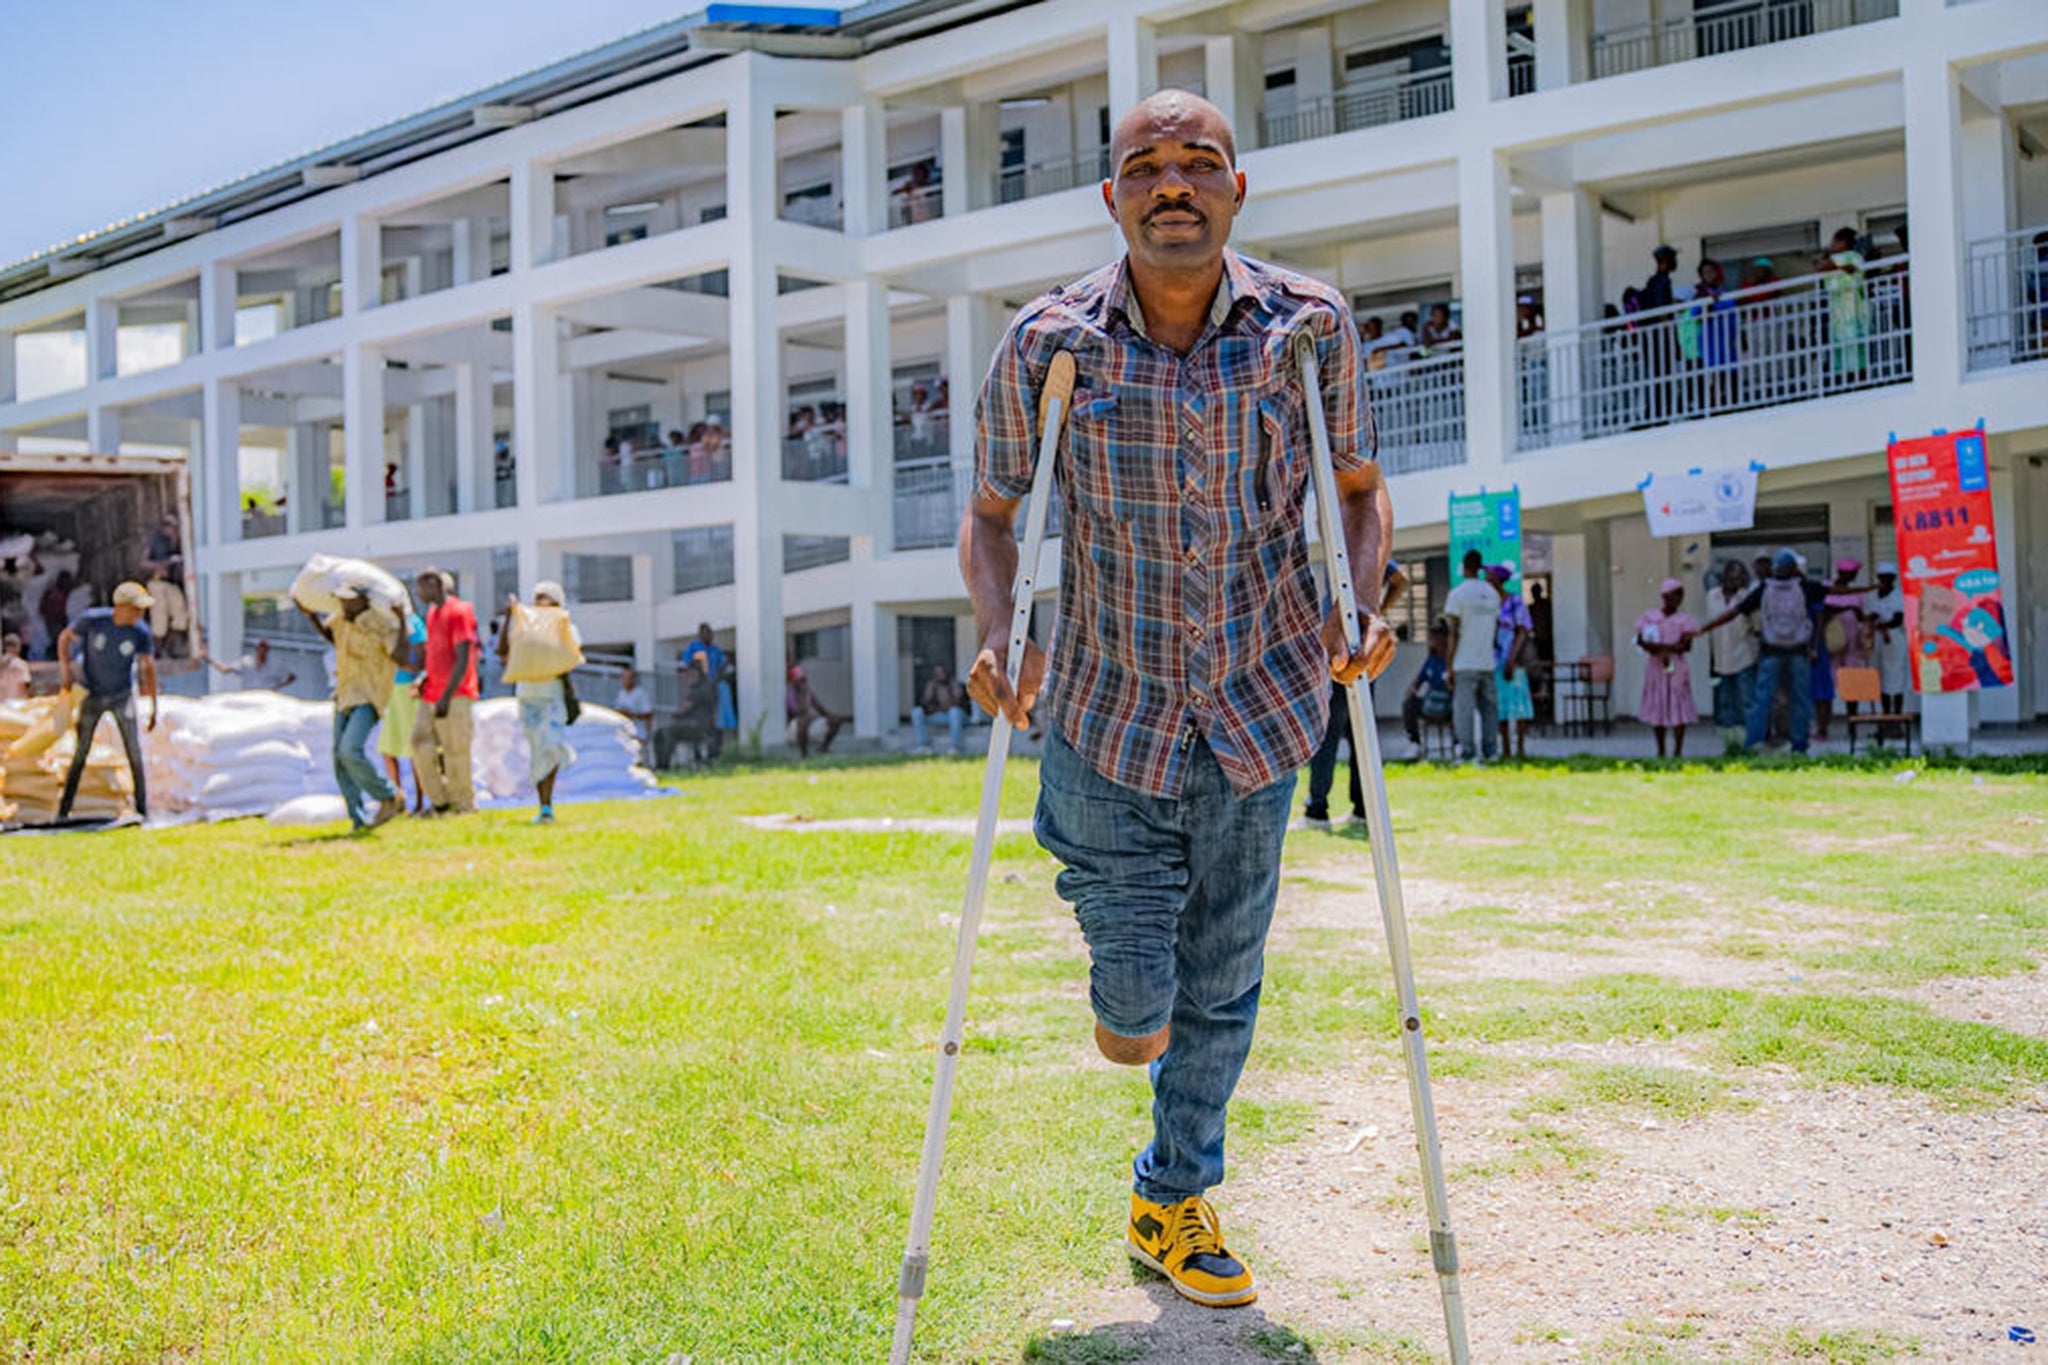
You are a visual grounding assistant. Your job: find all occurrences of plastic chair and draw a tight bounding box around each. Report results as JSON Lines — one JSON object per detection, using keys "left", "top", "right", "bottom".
{"left": 1837, "top": 666, "right": 1914, "bottom": 754}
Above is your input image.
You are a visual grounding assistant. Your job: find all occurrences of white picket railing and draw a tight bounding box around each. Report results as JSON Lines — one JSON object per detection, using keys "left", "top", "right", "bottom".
{"left": 1368, "top": 350, "right": 1467, "bottom": 475}
{"left": 1965, "top": 225, "right": 2048, "bottom": 373}
{"left": 1259, "top": 66, "right": 1453, "bottom": 148}
{"left": 1515, "top": 256, "right": 1912, "bottom": 452}
{"left": 1589, "top": 0, "right": 1896, "bottom": 80}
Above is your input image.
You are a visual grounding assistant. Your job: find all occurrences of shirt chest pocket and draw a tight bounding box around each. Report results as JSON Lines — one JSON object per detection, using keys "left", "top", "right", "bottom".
{"left": 1240, "top": 391, "right": 1302, "bottom": 529}
{"left": 1062, "top": 390, "right": 1174, "bottom": 524}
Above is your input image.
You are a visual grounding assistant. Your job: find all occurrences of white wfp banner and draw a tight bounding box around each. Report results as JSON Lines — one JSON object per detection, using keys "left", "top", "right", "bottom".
{"left": 1640, "top": 464, "right": 1762, "bottom": 537}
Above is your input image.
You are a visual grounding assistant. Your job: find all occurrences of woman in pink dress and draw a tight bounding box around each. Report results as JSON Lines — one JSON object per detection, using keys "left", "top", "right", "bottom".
{"left": 1635, "top": 577, "right": 1701, "bottom": 758}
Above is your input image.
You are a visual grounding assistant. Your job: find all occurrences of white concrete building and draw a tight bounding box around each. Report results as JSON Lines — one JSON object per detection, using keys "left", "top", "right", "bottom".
{"left": 3, "top": 0, "right": 2046, "bottom": 743}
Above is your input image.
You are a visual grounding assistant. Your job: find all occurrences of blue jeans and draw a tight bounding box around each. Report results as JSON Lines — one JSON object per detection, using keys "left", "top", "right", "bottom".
{"left": 910, "top": 704, "right": 964, "bottom": 752}
{"left": 1712, "top": 665, "right": 1756, "bottom": 732}
{"left": 1035, "top": 726, "right": 1296, "bottom": 1204}
{"left": 333, "top": 703, "right": 396, "bottom": 826}
{"left": 1746, "top": 651, "right": 1812, "bottom": 752}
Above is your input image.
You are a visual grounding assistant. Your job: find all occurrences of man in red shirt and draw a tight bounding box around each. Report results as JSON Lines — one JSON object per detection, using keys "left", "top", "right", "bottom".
{"left": 411, "top": 568, "right": 479, "bottom": 814}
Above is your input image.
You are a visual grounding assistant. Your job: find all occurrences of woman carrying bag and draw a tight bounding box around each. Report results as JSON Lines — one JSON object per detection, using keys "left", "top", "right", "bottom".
{"left": 497, "top": 581, "right": 583, "bottom": 824}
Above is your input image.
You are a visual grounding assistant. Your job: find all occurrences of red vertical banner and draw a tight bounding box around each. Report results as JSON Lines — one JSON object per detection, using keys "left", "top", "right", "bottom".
{"left": 1884, "top": 428, "right": 2013, "bottom": 694}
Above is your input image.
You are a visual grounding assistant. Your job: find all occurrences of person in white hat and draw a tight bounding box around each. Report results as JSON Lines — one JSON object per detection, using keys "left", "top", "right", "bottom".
{"left": 55, "top": 580, "right": 159, "bottom": 822}
{"left": 1870, "top": 562, "right": 1908, "bottom": 712}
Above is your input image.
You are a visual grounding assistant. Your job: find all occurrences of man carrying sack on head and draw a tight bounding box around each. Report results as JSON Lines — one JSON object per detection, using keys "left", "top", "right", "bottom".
{"left": 960, "top": 90, "right": 1396, "bottom": 1309}
{"left": 497, "top": 580, "right": 584, "bottom": 825}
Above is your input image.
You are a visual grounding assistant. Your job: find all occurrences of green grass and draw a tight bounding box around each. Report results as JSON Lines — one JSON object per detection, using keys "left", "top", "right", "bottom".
{"left": 0, "top": 756, "right": 2041, "bottom": 1359}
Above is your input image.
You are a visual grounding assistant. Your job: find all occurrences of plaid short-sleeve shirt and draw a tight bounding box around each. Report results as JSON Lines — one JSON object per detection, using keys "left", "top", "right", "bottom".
{"left": 975, "top": 249, "right": 1376, "bottom": 800}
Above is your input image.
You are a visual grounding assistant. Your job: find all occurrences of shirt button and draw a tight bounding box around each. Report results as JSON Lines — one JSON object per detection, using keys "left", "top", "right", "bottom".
{"left": 1192, "top": 691, "right": 1208, "bottom": 706}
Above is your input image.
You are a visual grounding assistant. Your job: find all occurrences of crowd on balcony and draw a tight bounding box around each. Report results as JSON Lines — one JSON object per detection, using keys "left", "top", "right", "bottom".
{"left": 596, "top": 421, "right": 733, "bottom": 494}
{"left": 1355, "top": 302, "right": 1463, "bottom": 370}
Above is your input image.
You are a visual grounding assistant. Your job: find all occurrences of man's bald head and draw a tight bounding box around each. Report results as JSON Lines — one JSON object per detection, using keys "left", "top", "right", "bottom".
{"left": 1109, "top": 89, "right": 1236, "bottom": 174}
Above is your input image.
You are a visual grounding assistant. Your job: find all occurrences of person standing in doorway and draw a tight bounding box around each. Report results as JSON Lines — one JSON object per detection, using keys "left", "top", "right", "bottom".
{"left": 1870, "top": 562, "right": 1909, "bottom": 714}
{"left": 300, "top": 588, "right": 404, "bottom": 831}
{"left": 412, "top": 568, "right": 479, "bottom": 815}
{"left": 963, "top": 92, "right": 1396, "bottom": 1310}
{"left": 55, "top": 582, "right": 158, "bottom": 824}
{"left": 1634, "top": 578, "right": 1700, "bottom": 758}
{"left": 1443, "top": 549, "right": 1501, "bottom": 762}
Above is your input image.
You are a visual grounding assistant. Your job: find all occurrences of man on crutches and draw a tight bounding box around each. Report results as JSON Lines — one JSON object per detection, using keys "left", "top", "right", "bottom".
{"left": 961, "top": 90, "right": 1400, "bottom": 1310}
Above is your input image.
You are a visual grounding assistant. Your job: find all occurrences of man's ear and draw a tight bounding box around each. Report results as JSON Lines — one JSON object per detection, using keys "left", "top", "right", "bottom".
{"left": 1234, "top": 169, "right": 1246, "bottom": 208}
{"left": 1101, "top": 178, "right": 1116, "bottom": 218}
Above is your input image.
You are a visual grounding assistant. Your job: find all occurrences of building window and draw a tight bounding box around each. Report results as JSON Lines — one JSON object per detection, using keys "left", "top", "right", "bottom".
{"left": 1000, "top": 128, "right": 1026, "bottom": 170}
{"left": 784, "top": 534, "right": 852, "bottom": 573}
{"left": 792, "top": 624, "right": 849, "bottom": 662}
{"left": 563, "top": 553, "right": 634, "bottom": 604}
{"left": 673, "top": 525, "right": 735, "bottom": 595}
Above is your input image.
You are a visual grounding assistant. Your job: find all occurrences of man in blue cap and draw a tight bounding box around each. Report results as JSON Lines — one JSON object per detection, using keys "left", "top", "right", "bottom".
{"left": 1696, "top": 548, "right": 1829, "bottom": 753}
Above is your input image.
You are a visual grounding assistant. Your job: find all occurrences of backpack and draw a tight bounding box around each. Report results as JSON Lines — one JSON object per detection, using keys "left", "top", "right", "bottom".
{"left": 1759, "top": 579, "right": 1812, "bottom": 651}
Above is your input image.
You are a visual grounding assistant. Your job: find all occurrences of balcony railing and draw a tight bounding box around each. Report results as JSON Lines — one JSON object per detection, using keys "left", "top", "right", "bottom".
{"left": 783, "top": 433, "right": 848, "bottom": 483}
{"left": 888, "top": 182, "right": 945, "bottom": 229}
{"left": 1259, "top": 67, "right": 1454, "bottom": 148}
{"left": 1368, "top": 350, "right": 1466, "bottom": 475}
{"left": 1590, "top": 0, "right": 1896, "bottom": 80}
{"left": 782, "top": 197, "right": 843, "bottom": 231}
{"left": 892, "top": 457, "right": 972, "bottom": 551}
{"left": 1516, "top": 256, "right": 1912, "bottom": 452}
{"left": 494, "top": 472, "right": 517, "bottom": 509}
{"left": 1965, "top": 225, "right": 2048, "bottom": 373}
{"left": 593, "top": 443, "right": 735, "bottom": 497}
{"left": 995, "top": 147, "right": 1112, "bottom": 206}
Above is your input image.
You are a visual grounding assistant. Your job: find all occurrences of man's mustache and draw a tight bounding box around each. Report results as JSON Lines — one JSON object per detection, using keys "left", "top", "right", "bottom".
{"left": 1144, "top": 202, "right": 1205, "bottom": 224}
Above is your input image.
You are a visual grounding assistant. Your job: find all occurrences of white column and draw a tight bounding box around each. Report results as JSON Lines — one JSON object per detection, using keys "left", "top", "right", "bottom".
{"left": 1902, "top": 53, "right": 1964, "bottom": 390}
{"left": 0, "top": 327, "right": 14, "bottom": 404}
{"left": 199, "top": 262, "right": 237, "bottom": 351}
{"left": 510, "top": 160, "right": 557, "bottom": 269}
{"left": 1451, "top": 0, "right": 1508, "bottom": 109}
{"left": 1533, "top": 0, "right": 1590, "bottom": 92}
{"left": 1540, "top": 187, "right": 1600, "bottom": 439}
{"left": 203, "top": 379, "right": 242, "bottom": 544}
{"left": 340, "top": 215, "right": 381, "bottom": 315}
{"left": 851, "top": 594, "right": 888, "bottom": 739}
{"left": 204, "top": 570, "right": 242, "bottom": 693}
{"left": 845, "top": 278, "right": 892, "bottom": 492}
{"left": 1980, "top": 462, "right": 2022, "bottom": 725}
{"left": 405, "top": 403, "right": 429, "bottom": 520}
{"left": 85, "top": 296, "right": 118, "bottom": 382}
{"left": 512, "top": 302, "right": 560, "bottom": 509}
{"left": 728, "top": 59, "right": 787, "bottom": 747}
{"left": 1203, "top": 33, "right": 1265, "bottom": 154}
{"left": 631, "top": 553, "right": 658, "bottom": 671}
{"left": 87, "top": 406, "right": 121, "bottom": 454}
{"left": 940, "top": 106, "right": 972, "bottom": 218}
{"left": 454, "top": 361, "right": 491, "bottom": 514}
{"left": 1292, "top": 24, "right": 1334, "bottom": 111}
{"left": 452, "top": 216, "right": 494, "bottom": 285}
{"left": 1457, "top": 149, "right": 1516, "bottom": 467}
{"left": 343, "top": 342, "right": 384, "bottom": 528}
{"left": 947, "top": 292, "right": 997, "bottom": 464}
{"left": 1107, "top": 14, "right": 1159, "bottom": 120}
{"left": 842, "top": 100, "right": 887, "bottom": 237}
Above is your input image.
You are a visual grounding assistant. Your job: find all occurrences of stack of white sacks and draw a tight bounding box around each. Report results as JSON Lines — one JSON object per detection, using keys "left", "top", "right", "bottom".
{"left": 142, "top": 693, "right": 664, "bottom": 823}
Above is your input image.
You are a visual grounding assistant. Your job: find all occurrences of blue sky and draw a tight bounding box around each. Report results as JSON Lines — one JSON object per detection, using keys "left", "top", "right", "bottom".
{"left": 0, "top": 0, "right": 831, "bottom": 268}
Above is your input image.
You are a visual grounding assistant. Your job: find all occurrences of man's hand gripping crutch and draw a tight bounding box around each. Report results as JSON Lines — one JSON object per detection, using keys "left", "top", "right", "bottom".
{"left": 1296, "top": 331, "right": 1472, "bottom": 1365}
{"left": 890, "top": 351, "right": 1077, "bottom": 1365}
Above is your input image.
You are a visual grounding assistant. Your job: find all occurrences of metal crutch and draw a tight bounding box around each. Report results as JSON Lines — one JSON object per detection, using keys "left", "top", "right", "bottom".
{"left": 1297, "top": 331, "right": 1471, "bottom": 1364}
{"left": 890, "top": 350, "right": 1078, "bottom": 1364}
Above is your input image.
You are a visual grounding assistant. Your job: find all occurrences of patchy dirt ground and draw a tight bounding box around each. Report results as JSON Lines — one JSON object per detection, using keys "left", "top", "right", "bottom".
{"left": 1028, "top": 867, "right": 2048, "bottom": 1362}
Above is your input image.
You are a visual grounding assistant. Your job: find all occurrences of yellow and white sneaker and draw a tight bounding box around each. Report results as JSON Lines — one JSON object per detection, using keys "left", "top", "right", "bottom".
{"left": 1126, "top": 1193, "right": 1257, "bottom": 1307}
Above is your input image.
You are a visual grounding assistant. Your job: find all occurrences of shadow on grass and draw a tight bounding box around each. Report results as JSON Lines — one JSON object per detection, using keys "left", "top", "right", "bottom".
{"left": 1022, "top": 1279, "right": 1328, "bottom": 1363}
